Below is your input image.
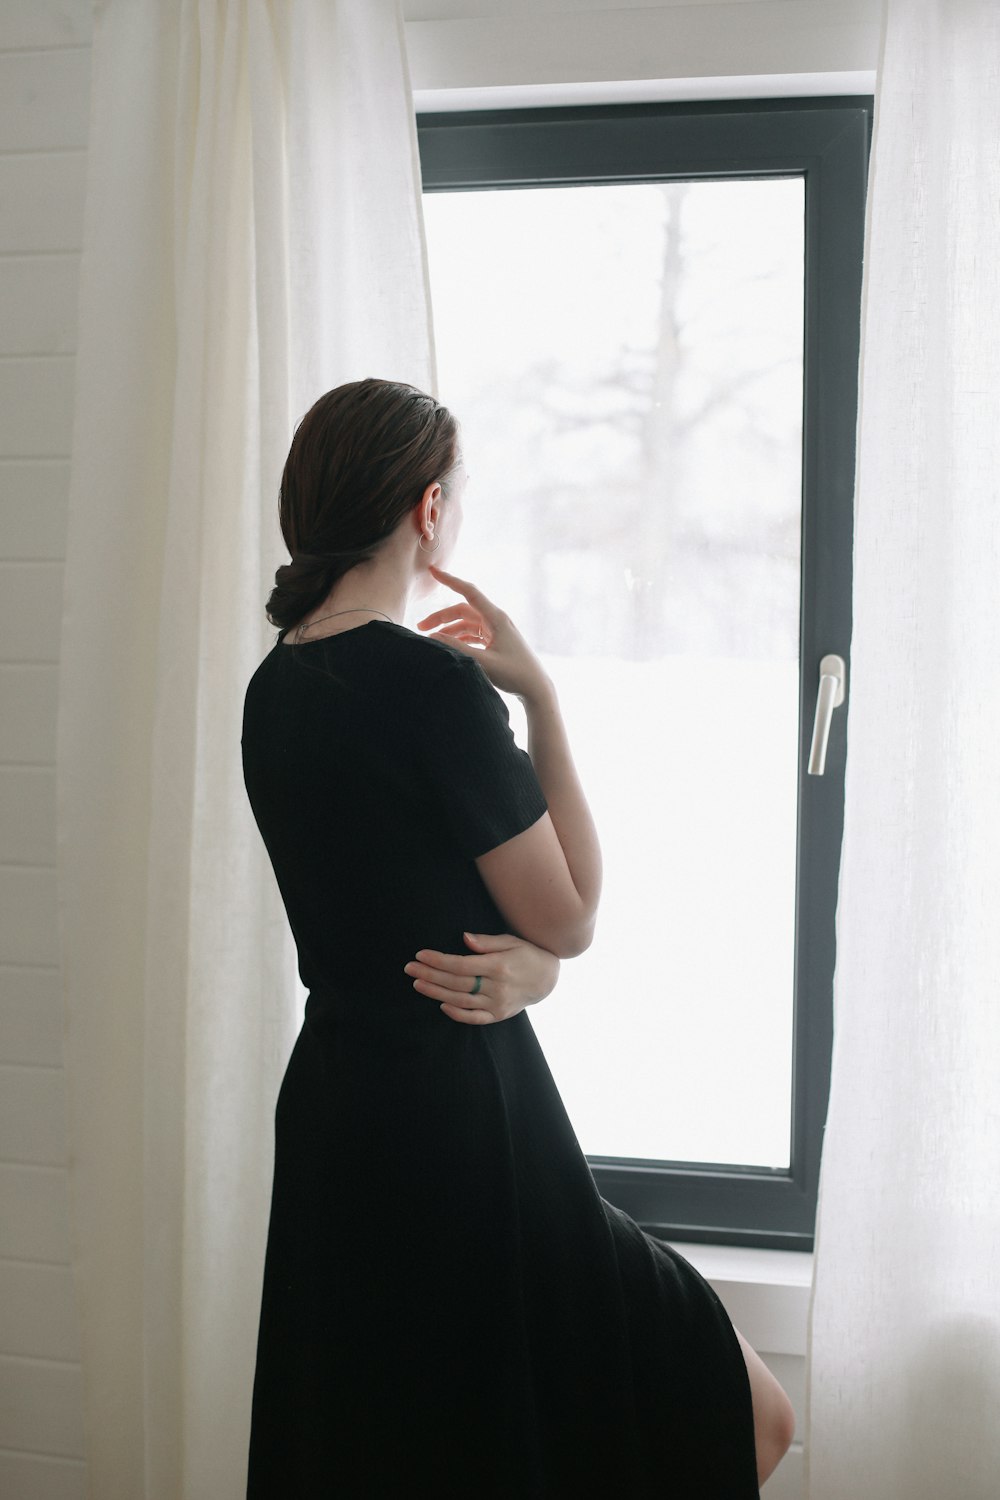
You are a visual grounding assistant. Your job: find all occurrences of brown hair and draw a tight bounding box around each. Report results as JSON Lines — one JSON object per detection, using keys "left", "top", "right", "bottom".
{"left": 266, "top": 378, "right": 460, "bottom": 636}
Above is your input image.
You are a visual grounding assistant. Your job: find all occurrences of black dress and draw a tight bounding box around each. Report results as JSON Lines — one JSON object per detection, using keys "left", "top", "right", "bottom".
{"left": 241, "top": 620, "right": 759, "bottom": 1498}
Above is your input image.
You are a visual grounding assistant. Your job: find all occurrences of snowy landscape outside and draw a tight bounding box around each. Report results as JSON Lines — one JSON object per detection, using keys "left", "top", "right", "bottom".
{"left": 420, "top": 177, "right": 804, "bottom": 1169}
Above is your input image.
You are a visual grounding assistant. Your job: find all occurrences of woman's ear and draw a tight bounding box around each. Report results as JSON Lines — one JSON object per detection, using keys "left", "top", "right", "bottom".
{"left": 418, "top": 480, "right": 443, "bottom": 534}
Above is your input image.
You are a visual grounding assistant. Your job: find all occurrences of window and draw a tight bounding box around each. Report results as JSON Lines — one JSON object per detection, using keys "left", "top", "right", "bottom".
{"left": 418, "top": 98, "right": 872, "bottom": 1250}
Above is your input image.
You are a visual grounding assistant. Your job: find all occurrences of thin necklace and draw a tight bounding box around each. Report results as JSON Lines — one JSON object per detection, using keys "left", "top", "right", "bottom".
{"left": 293, "top": 606, "right": 396, "bottom": 644}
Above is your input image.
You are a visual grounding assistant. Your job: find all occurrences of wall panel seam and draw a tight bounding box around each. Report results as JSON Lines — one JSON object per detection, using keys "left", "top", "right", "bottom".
{"left": 0, "top": 1352, "right": 80, "bottom": 1370}
{"left": 0, "top": 1061, "right": 64, "bottom": 1073}
{"left": 0, "top": 1445, "right": 85, "bottom": 1464}
{"left": 0, "top": 1255, "right": 75, "bottom": 1269}
{"left": 0, "top": 1160, "right": 70, "bottom": 1171}
{"left": 0, "top": 1162, "right": 66, "bottom": 1173}
{"left": 0, "top": 1255, "right": 71, "bottom": 1269}
{"left": 0, "top": 147, "right": 86, "bottom": 160}
{"left": 0, "top": 45, "right": 91, "bottom": 59}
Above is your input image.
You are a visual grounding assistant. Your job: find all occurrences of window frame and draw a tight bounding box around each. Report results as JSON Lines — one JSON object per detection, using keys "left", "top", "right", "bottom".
{"left": 416, "top": 97, "right": 872, "bottom": 1251}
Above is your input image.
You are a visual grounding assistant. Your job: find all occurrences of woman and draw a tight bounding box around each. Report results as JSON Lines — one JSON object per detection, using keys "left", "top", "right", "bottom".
{"left": 241, "top": 378, "right": 794, "bottom": 1496}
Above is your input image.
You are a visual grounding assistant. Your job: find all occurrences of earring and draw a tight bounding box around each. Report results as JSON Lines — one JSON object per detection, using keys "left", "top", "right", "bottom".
{"left": 418, "top": 531, "right": 441, "bottom": 553}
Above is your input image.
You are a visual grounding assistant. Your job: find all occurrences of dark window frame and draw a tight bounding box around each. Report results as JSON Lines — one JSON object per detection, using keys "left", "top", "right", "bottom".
{"left": 417, "top": 97, "right": 872, "bottom": 1251}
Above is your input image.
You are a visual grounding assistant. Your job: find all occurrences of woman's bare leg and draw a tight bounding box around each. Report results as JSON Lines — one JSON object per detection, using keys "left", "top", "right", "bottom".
{"left": 732, "top": 1324, "right": 796, "bottom": 1487}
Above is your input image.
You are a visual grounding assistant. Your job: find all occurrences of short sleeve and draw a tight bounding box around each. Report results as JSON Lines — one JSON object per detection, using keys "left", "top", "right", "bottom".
{"left": 416, "top": 653, "right": 549, "bottom": 859}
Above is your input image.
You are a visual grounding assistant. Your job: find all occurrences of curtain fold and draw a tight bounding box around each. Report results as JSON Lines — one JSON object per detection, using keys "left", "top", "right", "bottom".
{"left": 56, "top": 3, "right": 434, "bottom": 1494}
{"left": 806, "top": 2, "right": 1000, "bottom": 1495}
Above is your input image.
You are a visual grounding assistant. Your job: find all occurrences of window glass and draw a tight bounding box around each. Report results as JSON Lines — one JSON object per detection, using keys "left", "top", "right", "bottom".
{"left": 422, "top": 178, "right": 804, "bottom": 1168}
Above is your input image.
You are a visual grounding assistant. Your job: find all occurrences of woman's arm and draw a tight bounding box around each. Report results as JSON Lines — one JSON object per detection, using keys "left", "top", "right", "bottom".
{"left": 519, "top": 673, "right": 602, "bottom": 932}
{"left": 403, "top": 931, "right": 561, "bottom": 1026}
{"left": 419, "top": 565, "right": 603, "bottom": 958}
{"left": 473, "top": 678, "right": 601, "bottom": 956}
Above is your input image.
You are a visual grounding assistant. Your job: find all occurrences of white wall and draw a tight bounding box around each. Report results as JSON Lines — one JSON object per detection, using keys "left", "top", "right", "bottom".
{"left": 0, "top": 3, "right": 91, "bottom": 1496}
{"left": 406, "top": 0, "right": 879, "bottom": 107}
{"left": 0, "top": 2, "right": 878, "bottom": 1495}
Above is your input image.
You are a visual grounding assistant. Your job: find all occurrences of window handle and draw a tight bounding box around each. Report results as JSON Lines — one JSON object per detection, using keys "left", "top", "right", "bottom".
{"left": 807, "top": 654, "right": 846, "bottom": 775}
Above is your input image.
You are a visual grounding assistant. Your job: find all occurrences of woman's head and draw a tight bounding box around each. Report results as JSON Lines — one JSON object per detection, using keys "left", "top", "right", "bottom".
{"left": 266, "top": 378, "right": 461, "bottom": 633}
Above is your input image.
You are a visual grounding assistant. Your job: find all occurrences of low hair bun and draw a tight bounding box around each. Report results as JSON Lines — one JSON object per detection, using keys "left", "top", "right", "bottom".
{"left": 265, "top": 542, "right": 382, "bottom": 632}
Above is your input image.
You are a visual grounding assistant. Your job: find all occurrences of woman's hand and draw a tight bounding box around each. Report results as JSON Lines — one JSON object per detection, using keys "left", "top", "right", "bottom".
{"left": 403, "top": 931, "right": 561, "bottom": 1025}
{"left": 416, "top": 564, "right": 551, "bottom": 703}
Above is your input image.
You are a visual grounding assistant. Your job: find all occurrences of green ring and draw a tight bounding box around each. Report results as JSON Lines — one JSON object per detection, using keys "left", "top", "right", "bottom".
{"left": 470, "top": 975, "right": 483, "bottom": 995}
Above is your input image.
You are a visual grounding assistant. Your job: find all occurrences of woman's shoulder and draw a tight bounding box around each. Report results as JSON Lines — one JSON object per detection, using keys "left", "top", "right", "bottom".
{"left": 250, "top": 620, "right": 478, "bottom": 703}
{"left": 371, "top": 625, "right": 499, "bottom": 719}
{"left": 268, "top": 620, "right": 465, "bottom": 667}
{"left": 372, "top": 621, "right": 472, "bottom": 675}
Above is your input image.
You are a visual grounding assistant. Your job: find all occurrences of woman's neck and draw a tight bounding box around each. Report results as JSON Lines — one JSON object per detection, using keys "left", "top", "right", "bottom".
{"left": 305, "top": 564, "right": 411, "bottom": 632}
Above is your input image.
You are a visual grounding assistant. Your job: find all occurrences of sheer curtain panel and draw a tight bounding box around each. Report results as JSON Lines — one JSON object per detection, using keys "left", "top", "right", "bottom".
{"left": 55, "top": 2, "right": 434, "bottom": 1495}
{"left": 806, "top": 2, "right": 1000, "bottom": 1496}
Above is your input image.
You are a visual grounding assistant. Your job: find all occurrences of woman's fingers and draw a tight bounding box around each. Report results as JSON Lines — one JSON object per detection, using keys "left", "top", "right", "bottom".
{"left": 404, "top": 954, "right": 507, "bottom": 1024}
{"left": 423, "top": 566, "right": 502, "bottom": 635}
{"left": 440, "top": 1002, "right": 495, "bottom": 1025}
{"left": 414, "top": 603, "right": 477, "bottom": 629}
{"left": 425, "top": 623, "right": 484, "bottom": 645}
{"left": 408, "top": 972, "right": 497, "bottom": 1023}
{"left": 414, "top": 602, "right": 489, "bottom": 648}
{"left": 410, "top": 948, "right": 486, "bottom": 977}
{"left": 403, "top": 940, "right": 539, "bottom": 1026}
{"left": 405, "top": 960, "right": 481, "bottom": 989}
{"left": 427, "top": 563, "right": 492, "bottom": 612}
{"left": 409, "top": 970, "right": 487, "bottom": 1003}
{"left": 418, "top": 565, "right": 548, "bottom": 701}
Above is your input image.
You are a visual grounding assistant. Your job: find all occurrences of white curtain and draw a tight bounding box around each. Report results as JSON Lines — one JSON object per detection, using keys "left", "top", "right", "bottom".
{"left": 56, "top": 2, "right": 434, "bottom": 1495}
{"left": 806, "top": 2, "right": 1000, "bottom": 1495}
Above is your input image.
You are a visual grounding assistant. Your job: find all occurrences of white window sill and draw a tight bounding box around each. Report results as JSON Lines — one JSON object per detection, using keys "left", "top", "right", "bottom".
{"left": 665, "top": 1242, "right": 814, "bottom": 1358}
